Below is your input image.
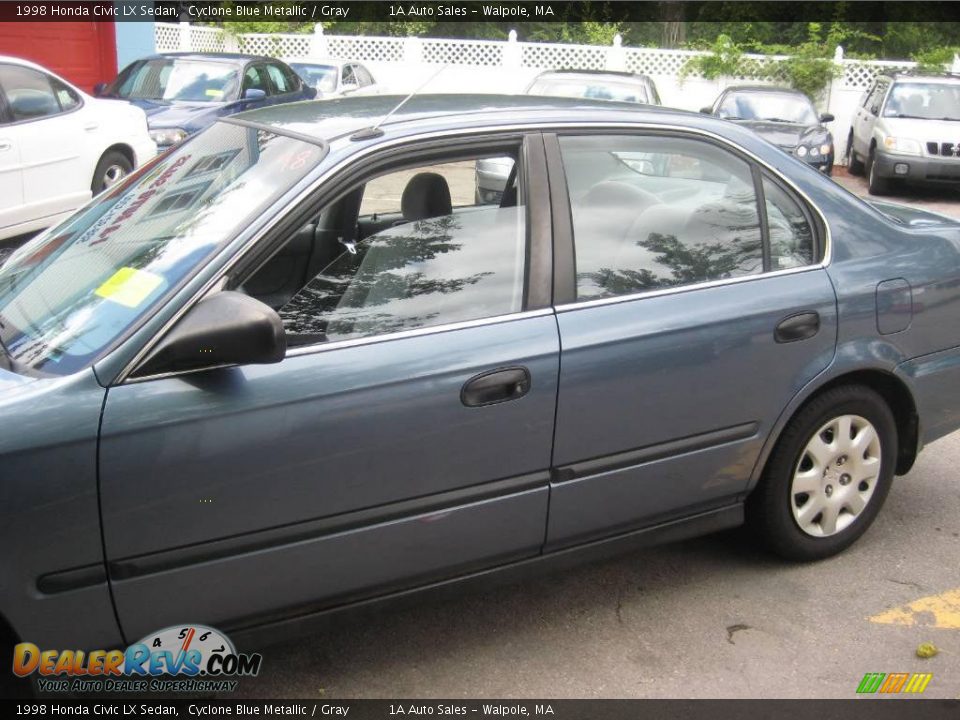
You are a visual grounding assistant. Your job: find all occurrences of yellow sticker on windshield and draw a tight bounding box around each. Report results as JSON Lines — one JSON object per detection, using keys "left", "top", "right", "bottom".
{"left": 205, "top": 88, "right": 224, "bottom": 98}
{"left": 95, "top": 267, "right": 164, "bottom": 308}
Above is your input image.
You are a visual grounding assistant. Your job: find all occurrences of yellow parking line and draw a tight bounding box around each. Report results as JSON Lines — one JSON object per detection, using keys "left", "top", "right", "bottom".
{"left": 869, "top": 587, "right": 960, "bottom": 630}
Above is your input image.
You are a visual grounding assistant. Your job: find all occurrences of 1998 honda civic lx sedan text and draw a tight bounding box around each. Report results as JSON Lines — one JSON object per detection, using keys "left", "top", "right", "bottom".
{"left": 2, "top": 95, "right": 960, "bottom": 665}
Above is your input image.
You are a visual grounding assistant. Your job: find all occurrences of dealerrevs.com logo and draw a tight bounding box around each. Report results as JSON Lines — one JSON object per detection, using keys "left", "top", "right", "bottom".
{"left": 11, "top": 625, "right": 262, "bottom": 693}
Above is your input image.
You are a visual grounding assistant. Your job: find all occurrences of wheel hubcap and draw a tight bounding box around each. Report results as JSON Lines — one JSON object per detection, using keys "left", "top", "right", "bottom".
{"left": 791, "top": 414, "right": 882, "bottom": 537}
{"left": 102, "top": 164, "right": 127, "bottom": 188}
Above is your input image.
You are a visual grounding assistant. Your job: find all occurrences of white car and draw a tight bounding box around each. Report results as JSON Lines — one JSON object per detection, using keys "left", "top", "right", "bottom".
{"left": 0, "top": 56, "right": 156, "bottom": 241}
{"left": 283, "top": 57, "right": 379, "bottom": 98}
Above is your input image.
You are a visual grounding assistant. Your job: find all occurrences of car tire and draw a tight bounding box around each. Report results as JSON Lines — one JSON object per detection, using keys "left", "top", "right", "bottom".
{"left": 866, "top": 149, "right": 890, "bottom": 195}
{"left": 91, "top": 150, "right": 133, "bottom": 195}
{"left": 747, "top": 384, "right": 897, "bottom": 561}
{"left": 846, "top": 132, "right": 864, "bottom": 175}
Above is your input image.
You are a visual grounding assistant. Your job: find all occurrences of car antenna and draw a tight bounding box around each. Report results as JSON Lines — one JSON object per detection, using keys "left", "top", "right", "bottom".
{"left": 350, "top": 64, "right": 450, "bottom": 141}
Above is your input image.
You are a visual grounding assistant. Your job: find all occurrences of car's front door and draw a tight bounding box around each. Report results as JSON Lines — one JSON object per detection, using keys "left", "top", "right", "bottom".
{"left": 98, "top": 134, "right": 558, "bottom": 640}
{"left": 543, "top": 131, "right": 837, "bottom": 548}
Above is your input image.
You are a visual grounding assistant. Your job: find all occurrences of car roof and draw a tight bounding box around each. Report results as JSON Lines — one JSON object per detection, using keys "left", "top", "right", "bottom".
{"left": 721, "top": 85, "right": 806, "bottom": 95}
{"left": 284, "top": 58, "right": 344, "bottom": 67}
{"left": 140, "top": 52, "right": 272, "bottom": 64}
{"left": 237, "top": 93, "right": 704, "bottom": 144}
{"left": 884, "top": 72, "right": 960, "bottom": 85}
{"left": 535, "top": 69, "right": 653, "bottom": 82}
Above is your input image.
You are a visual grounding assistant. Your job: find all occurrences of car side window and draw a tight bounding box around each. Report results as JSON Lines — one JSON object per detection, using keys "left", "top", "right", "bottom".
{"left": 342, "top": 65, "right": 358, "bottom": 87}
{"left": 763, "top": 175, "right": 815, "bottom": 270}
{"left": 49, "top": 76, "right": 81, "bottom": 111}
{"left": 264, "top": 64, "right": 291, "bottom": 95}
{"left": 242, "top": 151, "right": 526, "bottom": 346}
{"left": 242, "top": 66, "right": 268, "bottom": 94}
{"left": 868, "top": 82, "right": 888, "bottom": 114}
{"left": 0, "top": 64, "right": 64, "bottom": 121}
{"left": 355, "top": 65, "right": 374, "bottom": 87}
{"left": 558, "top": 134, "right": 764, "bottom": 301}
{"left": 279, "top": 64, "right": 302, "bottom": 93}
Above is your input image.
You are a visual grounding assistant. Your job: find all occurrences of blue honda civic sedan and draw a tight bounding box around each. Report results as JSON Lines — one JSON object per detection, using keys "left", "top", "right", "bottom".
{"left": 2, "top": 95, "right": 960, "bottom": 675}
{"left": 95, "top": 52, "right": 316, "bottom": 150}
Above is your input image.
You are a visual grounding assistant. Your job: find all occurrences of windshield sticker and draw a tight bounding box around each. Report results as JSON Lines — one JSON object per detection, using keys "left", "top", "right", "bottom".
{"left": 95, "top": 267, "right": 164, "bottom": 308}
{"left": 205, "top": 88, "right": 224, "bottom": 98}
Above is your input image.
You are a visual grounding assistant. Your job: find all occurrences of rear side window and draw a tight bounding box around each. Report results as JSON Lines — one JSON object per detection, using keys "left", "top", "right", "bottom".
{"left": 0, "top": 64, "right": 63, "bottom": 121}
{"left": 265, "top": 64, "right": 292, "bottom": 94}
{"left": 558, "top": 134, "right": 764, "bottom": 301}
{"left": 763, "top": 175, "right": 815, "bottom": 269}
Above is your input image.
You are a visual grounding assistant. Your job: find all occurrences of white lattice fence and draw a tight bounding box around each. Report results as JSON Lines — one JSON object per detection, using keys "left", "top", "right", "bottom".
{"left": 238, "top": 33, "right": 311, "bottom": 57}
{"left": 188, "top": 25, "right": 226, "bottom": 52}
{"left": 841, "top": 59, "right": 916, "bottom": 90}
{"left": 155, "top": 23, "right": 181, "bottom": 52}
{"left": 520, "top": 41, "right": 608, "bottom": 71}
{"left": 421, "top": 38, "right": 504, "bottom": 66}
{"left": 326, "top": 35, "right": 405, "bottom": 63}
{"left": 624, "top": 48, "right": 699, "bottom": 77}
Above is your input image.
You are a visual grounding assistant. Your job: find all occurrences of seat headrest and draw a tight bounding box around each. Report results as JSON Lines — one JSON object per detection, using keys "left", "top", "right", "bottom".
{"left": 401, "top": 172, "right": 453, "bottom": 222}
{"left": 579, "top": 180, "right": 658, "bottom": 209}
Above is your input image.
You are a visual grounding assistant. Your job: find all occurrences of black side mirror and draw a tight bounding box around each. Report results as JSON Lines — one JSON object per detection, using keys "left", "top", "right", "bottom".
{"left": 820, "top": 113, "right": 835, "bottom": 123}
{"left": 243, "top": 88, "right": 267, "bottom": 101}
{"left": 136, "top": 291, "right": 285, "bottom": 377}
{"left": 93, "top": 82, "right": 107, "bottom": 97}
{"left": 699, "top": 106, "right": 713, "bottom": 114}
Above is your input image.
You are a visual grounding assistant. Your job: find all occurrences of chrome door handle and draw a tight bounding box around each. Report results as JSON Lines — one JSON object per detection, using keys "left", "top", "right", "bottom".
{"left": 84, "top": 123, "right": 98, "bottom": 132}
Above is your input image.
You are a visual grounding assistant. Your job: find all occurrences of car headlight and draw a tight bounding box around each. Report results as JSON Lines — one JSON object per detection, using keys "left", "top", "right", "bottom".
{"left": 149, "top": 128, "right": 188, "bottom": 147}
{"left": 796, "top": 146, "right": 808, "bottom": 158}
{"left": 809, "top": 146, "right": 820, "bottom": 157}
{"left": 820, "top": 143, "right": 833, "bottom": 156}
{"left": 883, "top": 136, "right": 922, "bottom": 155}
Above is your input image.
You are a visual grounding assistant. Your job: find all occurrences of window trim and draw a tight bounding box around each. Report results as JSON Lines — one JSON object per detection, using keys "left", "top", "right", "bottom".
{"left": 113, "top": 120, "right": 831, "bottom": 386}
{"left": 546, "top": 128, "right": 827, "bottom": 311}
{"left": 0, "top": 63, "right": 85, "bottom": 126}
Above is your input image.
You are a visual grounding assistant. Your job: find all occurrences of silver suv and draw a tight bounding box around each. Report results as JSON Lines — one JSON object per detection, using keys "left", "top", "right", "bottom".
{"left": 846, "top": 73, "right": 960, "bottom": 194}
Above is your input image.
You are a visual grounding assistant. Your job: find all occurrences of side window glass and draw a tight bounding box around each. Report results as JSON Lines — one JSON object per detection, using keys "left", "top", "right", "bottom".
{"left": 341, "top": 65, "right": 357, "bottom": 86}
{"left": 763, "top": 176, "right": 816, "bottom": 270}
{"left": 281, "top": 64, "right": 302, "bottom": 92}
{"left": 50, "top": 77, "right": 81, "bottom": 111}
{"left": 0, "top": 64, "right": 62, "bottom": 121}
{"left": 265, "top": 64, "right": 290, "bottom": 94}
{"left": 244, "top": 153, "right": 526, "bottom": 345}
{"left": 355, "top": 65, "right": 373, "bottom": 86}
{"left": 243, "top": 66, "right": 267, "bottom": 94}
{"left": 558, "top": 135, "right": 763, "bottom": 302}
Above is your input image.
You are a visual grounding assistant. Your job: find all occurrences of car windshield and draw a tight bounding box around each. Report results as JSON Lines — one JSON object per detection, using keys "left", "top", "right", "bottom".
{"left": 718, "top": 92, "right": 819, "bottom": 124}
{"left": 883, "top": 82, "right": 960, "bottom": 120}
{"left": 289, "top": 63, "right": 338, "bottom": 94}
{"left": 0, "top": 122, "right": 325, "bottom": 377}
{"left": 108, "top": 58, "right": 241, "bottom": 103}
{"left": 528, "top": 77, "right": 650, "bottom": 104}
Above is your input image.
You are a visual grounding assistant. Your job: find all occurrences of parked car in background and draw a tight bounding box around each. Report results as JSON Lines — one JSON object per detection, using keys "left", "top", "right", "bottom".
{"left": 703, "top": 85, "right": 835, "bottom": 174}
{"left": 284, "top": 58, "right": 379, "bottom": 98}
{"left": 0, "top": 55, "right": 155, "bottom": 241}
{"left": 477, "top": 70, "right": 662, "bottom": 203}
{"left": 846, "top": 72, "right": 960, "bottom": 195}
{"left": 95, "top": 52, "right": 315, "bottom": 151}
{"left": 526, "top": 69, "right": 661, "bottom": 105}
{"left": 3, "top": 96, "right": 960, "bottom": 672}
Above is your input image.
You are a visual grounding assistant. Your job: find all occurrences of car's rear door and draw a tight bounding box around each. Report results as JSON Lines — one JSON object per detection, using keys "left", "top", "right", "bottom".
{"left": 98, "top": 133, "right": 557, "bottom": 640}
{"left": 543, "top": 130, "right": 838, "bottom": 548}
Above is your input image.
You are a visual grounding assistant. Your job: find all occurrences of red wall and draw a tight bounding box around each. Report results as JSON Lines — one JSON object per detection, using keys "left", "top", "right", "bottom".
{"left": 0, "top": 21, "right": 117, "bottom": 93}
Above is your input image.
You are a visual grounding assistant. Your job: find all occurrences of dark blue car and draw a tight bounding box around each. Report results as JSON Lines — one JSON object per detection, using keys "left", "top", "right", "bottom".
{"left": 96, "top": 52, "right": 315, "bottom": 150}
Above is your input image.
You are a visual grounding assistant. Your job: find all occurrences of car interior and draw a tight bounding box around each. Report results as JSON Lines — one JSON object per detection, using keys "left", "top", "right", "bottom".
{"left": 240, "top": 150, "right": 522, "bottom": 344}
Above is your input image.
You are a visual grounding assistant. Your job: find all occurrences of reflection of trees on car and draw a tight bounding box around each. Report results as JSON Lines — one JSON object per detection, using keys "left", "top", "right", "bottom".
{"left": 280, "top": 215, "right": 492, "bottom": 341}
{"left": 586, "top": 228, "right": 763, "bottom": 296}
